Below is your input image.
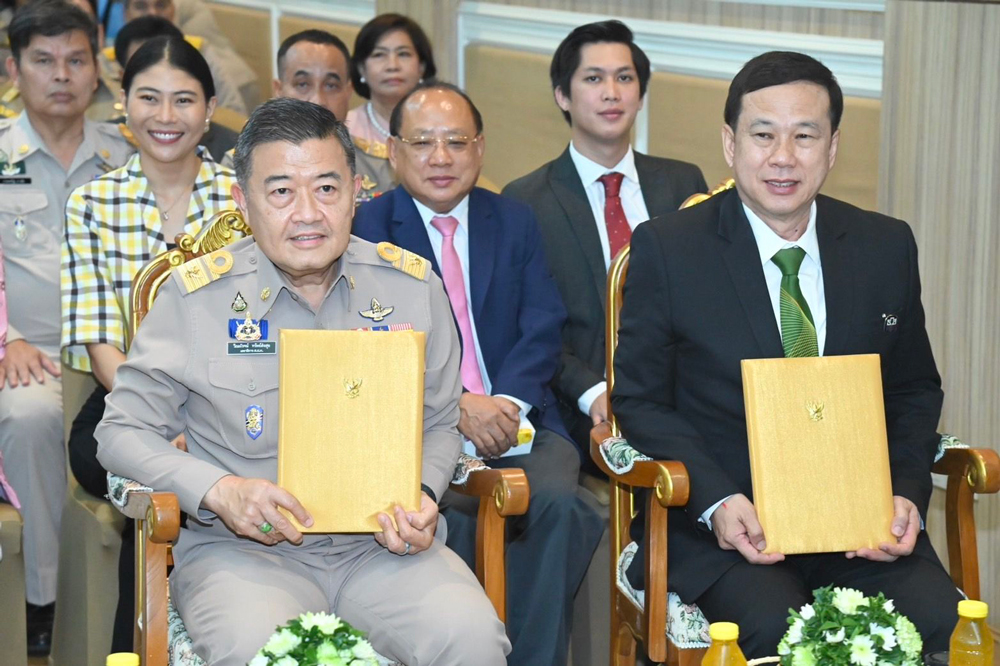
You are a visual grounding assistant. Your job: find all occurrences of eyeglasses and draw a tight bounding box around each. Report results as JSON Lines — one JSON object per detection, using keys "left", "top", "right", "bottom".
{"left": 395, "top": 135, "right": 482, "bottom": 155}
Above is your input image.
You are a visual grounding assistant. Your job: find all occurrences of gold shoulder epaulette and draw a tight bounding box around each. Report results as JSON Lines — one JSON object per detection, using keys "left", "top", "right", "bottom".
{"left": 353, "top": 136, "right": 388, "bottom": 160}
{"left": 376, "top": 241, "right": 429, "bottom": 281}
{"left": 0, "top": 105, "right": 15, "bottom": 119}
{"left": 1, "top": 86, "right": 18, "bottom": 104}
{"left": 118, "top": 123, "right": 138, "bottom": 148}
{"left": 174, "top": 249, "right": 234, "bottom": 294}
{"left": 185, "top": 35, "right": 204, "bottom": 51}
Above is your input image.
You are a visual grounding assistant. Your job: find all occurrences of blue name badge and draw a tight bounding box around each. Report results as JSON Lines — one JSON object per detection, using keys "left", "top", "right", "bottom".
{"left": 227, "top": 341, "right": 277, "bottom": 355}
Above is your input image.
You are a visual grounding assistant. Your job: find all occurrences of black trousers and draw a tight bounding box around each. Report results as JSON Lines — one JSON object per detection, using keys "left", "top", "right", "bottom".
{"left": 67, "top": 385, "right": 134, "bottom": 654}
{"left": 694, "top": 533, "right": 962, "bottom": 659}
{"left": 440, "top": 429, "right": 604, "bottom": 666}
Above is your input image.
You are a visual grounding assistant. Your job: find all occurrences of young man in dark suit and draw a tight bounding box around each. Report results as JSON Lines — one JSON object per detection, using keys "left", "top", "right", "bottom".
{"left": 612, "top": 51, "right": 961, "bottom": 658}
{"left": 503, "top": 20, "right": 707, "bottom": 455}
{"left": 352, "top": 82, "right": 603, "bottom": 666}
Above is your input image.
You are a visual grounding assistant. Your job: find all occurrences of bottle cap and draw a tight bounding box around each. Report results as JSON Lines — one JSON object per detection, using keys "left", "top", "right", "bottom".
{"left": 958, "top": 600, "right": 989, "bottom": 619}
{"left": 709, "top": 622, "right": 740, "bottom": 641}
{"left": 106, "top": 654, "right": 140, "bottom": 666}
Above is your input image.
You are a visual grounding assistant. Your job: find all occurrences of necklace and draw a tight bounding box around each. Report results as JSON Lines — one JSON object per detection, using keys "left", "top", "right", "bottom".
{"left": 156, "top": 187, "right": 189, "bottom": 223}
{"left": 366, "top": 102, "right": 391, "bottom": 138}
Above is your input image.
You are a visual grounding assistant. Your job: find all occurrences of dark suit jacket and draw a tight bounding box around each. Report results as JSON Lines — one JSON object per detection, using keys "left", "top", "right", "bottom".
{"left": 352, "top": 186, "right": 570, "bottom": 439}
{"left": 503, "top": 148, "right": 707, "bottom": 450}
{"left": 611, "top": 188, "right": 944, "bottom": 601}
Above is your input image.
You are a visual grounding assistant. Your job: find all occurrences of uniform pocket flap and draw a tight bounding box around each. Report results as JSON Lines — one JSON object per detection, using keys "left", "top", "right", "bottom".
{"left": 208, "top": 357, "right": 278, "bottom": 397}
{"left": 0, "top": 189, "right": 48, "bottom": 215}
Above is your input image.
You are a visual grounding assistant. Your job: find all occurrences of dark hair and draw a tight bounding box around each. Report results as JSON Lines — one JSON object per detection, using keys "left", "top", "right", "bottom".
{"left": 122, "top": 36, "right": 215, "bottom": 99}
{"left": 233, "top": 98, "right": 356, "bottom": 188}
{"left": 277, "top": 29, "right": 351, "bottom": 78}
{"left": 724, "top": 51, "right": 844, "bottom": 132}
{"left": 351, "top": 13, "right": 436, "bottom": 99}
{"left": 549, "top": 20, "right": 650, "bottom": 125}
{"left": 114, "top": 16, "right": 184, "bottom": 69}
{"left": 8, "top": 0, "right": 99, "bottom": 62}
{"left": 388, "top": 81, "right": 482, "bottom": 138}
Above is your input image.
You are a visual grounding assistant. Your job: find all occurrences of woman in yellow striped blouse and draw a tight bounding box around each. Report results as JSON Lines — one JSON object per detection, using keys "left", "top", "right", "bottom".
{"left": 60, "top": 35, "right": 236, "bottom": 653}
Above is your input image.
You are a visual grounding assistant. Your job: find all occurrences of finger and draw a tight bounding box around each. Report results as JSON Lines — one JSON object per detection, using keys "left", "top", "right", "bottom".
{"left": 272, "top": 486, "right": 313, "bottom": 528}
{"left": 740, "top": 513, "right": 768, "bottom": 552}
{"left": 377, "top": 513, "right": 406, "bottom": 554}
{"left": 238, "top": 516, "right": 281, "bottom": 546}
{"left": 16, "top": 362, "right": 30, "bottom": 386}
{"left": 4, "top": 364, "right": 17, "bottom": 388}
{"left": 732, "top": 536, "right": 784, "bottom": 564}
{"left": 28, "top": 358, "right": 46, "bottom": 384}
{"left": 374, "top": 531, "right": 388, "bottom": 548}
{"left": 854, "top": 547, "right": 897, "bottom": 562}
{"left": 260, "top": 504, "right": 303, "bottom": 545}
{"left": 890, "top": 504, "right": 909, "bottom": 538}
{"left": 40, "top": 355, "right": 61, "bottom": 377}
{"left": 485, "top": 423, "right": 510, "bottom": 450}
{"left": 393, "top": 505, "right": 424, "bottom": 548}
{"left": 495, "top": 400, "right": 520, "bottom": 421}
{"left": 496, "top": 414, "right": 519, "bottom": 441}
{"left": 475, "top": 431, "right": 502, "bottom": 459}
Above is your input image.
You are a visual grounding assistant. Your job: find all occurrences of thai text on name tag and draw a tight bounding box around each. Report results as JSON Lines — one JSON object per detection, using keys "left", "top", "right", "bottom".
{"left": 227, "top": 341, "right": 276, "bottom": 355}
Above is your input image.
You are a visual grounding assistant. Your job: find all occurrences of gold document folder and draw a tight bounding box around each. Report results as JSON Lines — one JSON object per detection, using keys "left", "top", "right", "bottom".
{"left": 277, "top": 329, "right": 425, "bottom": 533}
{"left": 741, "top": 354, "right": 894, "bottom": 554}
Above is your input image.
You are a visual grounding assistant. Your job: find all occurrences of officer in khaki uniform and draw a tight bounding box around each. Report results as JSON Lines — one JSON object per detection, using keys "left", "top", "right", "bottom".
{"left": 0, "top": 0, "right": 133, "bottom": 654}
{"left": 96, "top": 98, "right": 510, "bottom": 666}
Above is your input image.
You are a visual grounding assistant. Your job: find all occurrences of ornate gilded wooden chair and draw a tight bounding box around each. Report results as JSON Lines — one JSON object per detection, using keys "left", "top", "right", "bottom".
{"left": 591, "top": 180, "right": 1000, "bottom": 666}
{"left": 109, "top": 211, "right": 530, "bottom": 665}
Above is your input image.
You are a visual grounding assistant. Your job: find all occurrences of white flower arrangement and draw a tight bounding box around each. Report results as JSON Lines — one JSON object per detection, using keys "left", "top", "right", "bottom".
{"left": 248, "top": 611, "right": 379, "bottom": 666}
{"left": 777, "top": 586, "right": 923, "bottom": 666}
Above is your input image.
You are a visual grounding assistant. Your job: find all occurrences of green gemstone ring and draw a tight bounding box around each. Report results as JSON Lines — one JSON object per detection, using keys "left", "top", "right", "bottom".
{"left": 258, "top": 522, "right": 273, "bottom": 534}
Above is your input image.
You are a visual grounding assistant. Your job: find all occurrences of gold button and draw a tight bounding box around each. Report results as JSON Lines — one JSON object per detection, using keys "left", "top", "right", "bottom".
{"left": 18, "top": 144, "right": 29, "bottom": 154}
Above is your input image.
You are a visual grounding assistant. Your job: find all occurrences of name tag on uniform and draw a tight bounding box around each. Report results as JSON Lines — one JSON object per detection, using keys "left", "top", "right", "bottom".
{"left": 227, "top": 341, "right": 277, "bottom": 355}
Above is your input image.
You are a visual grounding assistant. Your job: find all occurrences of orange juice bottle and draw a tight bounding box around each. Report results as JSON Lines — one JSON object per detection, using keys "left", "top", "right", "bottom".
{"left": 702, "top": 622, "right": 748, "bottom": 666}
{"left": 950, "top": 600, "right": 994, "bottom": 666}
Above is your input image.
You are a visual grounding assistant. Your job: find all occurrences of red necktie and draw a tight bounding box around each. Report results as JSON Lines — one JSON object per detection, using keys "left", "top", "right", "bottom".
{"left": 598, "top": 172, "right": 630, "bottom": 260}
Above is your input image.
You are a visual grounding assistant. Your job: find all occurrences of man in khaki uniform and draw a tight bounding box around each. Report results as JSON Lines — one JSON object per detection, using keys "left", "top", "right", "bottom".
{"left": 222, "top": 29, "right": 391, "bottom": 203}
{"left": 1, "top": 0, "right": 122, "bottom": 121}
{"left": 0, "top": 0, "right": 132, "bottom": 655}
{"left": 95, "top": 97, "right": 510, "bottom": 666}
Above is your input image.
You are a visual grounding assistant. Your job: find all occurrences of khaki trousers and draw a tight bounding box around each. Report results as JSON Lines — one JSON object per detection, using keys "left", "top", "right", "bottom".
{"left": 170, "top": 534, "right": 511, "bottom": 666}
{"left": 0, "top": 373, "right": 64, "bottom": 604}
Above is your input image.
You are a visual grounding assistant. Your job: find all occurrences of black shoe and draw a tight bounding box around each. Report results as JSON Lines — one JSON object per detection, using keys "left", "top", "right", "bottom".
{"left": 26, "top": 602, "right": 55, "bottom": 657}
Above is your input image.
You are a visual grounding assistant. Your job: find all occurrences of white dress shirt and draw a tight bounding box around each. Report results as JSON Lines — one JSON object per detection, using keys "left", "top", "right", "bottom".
{"left": 568, "top": 142, "right": 652, "bottom": 417}
{"left": 412, "top": 196, "right": 532, "bottom": 417}
{"left": 701, "top": 201, "right": 826, "bottom": 529}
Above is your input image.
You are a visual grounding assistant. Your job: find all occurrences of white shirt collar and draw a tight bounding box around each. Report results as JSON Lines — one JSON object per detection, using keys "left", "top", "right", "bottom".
{"left": 413, "top": 194, "right": 471, "bottom": 233}
{"left": 743, "top": 201, "right": 821, "bottom": 269}
{"left": 568, "top": 141, "right": 639, "bottom": 187}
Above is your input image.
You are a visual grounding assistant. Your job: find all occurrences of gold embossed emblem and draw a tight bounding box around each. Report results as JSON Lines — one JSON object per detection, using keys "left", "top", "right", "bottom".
{"left": 344, "top": 378, "right": 363, "bottom": 399}
{"left": 807, "top": 401, "right": 825, "bottom": 422}
{"left": 377, "top": 242, "right": 403, "bottom": 262}
{"left": 359, "top": 297, "right": 393, "bottom": 322}
{"left": 260, "top": 287, "right": 271, "bottom": 301}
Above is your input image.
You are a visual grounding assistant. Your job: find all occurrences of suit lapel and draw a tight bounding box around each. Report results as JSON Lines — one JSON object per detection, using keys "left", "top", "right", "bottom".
{"left": 467, "top": 189, "right": 495, "bottom": 321}
{"left": 549, "top": 148, "right": 608, "bottom": 306}
{"left": 390, "top": 189, "right": 441, "bottom": 277}
{"left": 717, "top": 191, "right": 785, "bottom": 357}
{"left": 635, "top": 152, "right": 673, "bottom": 217}
{"left": 815, "top": 196, "right": 853, "bottom": 357}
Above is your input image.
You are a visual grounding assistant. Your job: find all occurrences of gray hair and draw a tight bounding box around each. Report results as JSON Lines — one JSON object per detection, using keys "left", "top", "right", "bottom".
{"left": 233, "top": 97, "right": 356, "bottom": 189}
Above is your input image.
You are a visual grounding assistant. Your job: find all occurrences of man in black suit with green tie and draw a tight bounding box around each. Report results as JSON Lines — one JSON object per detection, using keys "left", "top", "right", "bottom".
{"left": 503, "top": 20, "right": 706, "bottom": 457}
{"left": 611, "top": 50, "right": 961, "bottom": 658}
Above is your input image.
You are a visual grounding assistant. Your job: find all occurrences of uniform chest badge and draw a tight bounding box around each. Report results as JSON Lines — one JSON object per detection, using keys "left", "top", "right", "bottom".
{"left": 231, "top": 291, "right": 248, "bottom": 313}
{"left": 229, "top": 314, "right": 268, "bottom": 341}
{"left": 359, "top": 297, "right": 393, "bottom": 322}
{"left": 245, "top": 405, "right": 264, "bottom": 440}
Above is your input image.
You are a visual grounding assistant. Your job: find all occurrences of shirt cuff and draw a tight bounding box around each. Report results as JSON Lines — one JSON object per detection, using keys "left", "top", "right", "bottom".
{"left": 578, "top": 381, "right": 608, "bottom": 416}
{"left": 699, "top": 494, "right": 735, "bottom": 531}
{"left": 495, "top": 394, "right": 532, "bottom": 419}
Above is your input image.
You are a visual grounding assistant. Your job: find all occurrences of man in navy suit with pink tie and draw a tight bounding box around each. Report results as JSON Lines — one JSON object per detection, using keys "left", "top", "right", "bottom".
{"left": 352, "top": 82, "right": 603, "bottom": 666}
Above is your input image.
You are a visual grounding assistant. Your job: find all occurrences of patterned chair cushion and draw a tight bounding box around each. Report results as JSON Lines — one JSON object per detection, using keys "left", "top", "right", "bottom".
{"left": 603, "top": 433, "right": 966, "bottom": 651}
{"left": 112, "top": 454, "right": 496, "bottom": 666}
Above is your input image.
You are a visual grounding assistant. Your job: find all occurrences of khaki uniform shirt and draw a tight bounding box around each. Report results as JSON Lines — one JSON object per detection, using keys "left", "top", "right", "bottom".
{"left": 95, "top": 235, "right": 462, "bottom": 550}
{"left": 0, "top": 112, "right": 133, "bottom": 357}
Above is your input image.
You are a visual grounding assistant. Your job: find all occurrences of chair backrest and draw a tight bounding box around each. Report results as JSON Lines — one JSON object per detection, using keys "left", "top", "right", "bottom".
{"left": 604, "top": 178, "right": 735, "bottom": 426}
{"left": 129, "top": 211, "right": 251, "bottom": 342}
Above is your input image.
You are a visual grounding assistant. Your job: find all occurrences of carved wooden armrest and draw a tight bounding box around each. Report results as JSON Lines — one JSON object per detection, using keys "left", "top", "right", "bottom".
{"left": 127, "top": 492, "right": 180, "bottom": 544}
{"left": 932, "top": 447, "right": 1000, "bottom": 494}
{"left": 449, "top": 468, "right": 530, "bottom": 517}
{"left": 589, "top": 422, "right": 690, "bottom": 507}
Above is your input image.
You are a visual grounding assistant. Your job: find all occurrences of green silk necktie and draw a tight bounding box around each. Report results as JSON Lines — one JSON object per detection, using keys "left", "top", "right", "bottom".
{"left": 771, "top": 247, "right": 819, "bottom": 358}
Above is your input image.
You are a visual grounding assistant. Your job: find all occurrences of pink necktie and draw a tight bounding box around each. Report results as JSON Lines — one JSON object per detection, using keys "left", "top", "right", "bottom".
{"left": 598, "top": 172, "right": 631, "bottom": 260}
{"left": 0, "top": 236, "right": 6, "bottom": 361}
{"left": 431, "top": 216, "right": 487, "bottom": 395}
